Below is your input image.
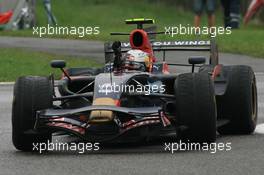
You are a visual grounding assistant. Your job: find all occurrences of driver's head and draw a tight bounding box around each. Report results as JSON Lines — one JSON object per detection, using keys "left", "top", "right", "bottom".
{"left": 123, "top": 49, "right": 151, "bottom": 71}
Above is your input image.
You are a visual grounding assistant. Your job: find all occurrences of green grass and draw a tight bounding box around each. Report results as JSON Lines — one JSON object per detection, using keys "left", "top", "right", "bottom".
{"left": 217, "top": 28, "right": 264, "bottom": 58}
{"left": 0, "top": 0, "right": 263, "bottom": 57}
{"left": 0, "top": 48, "right": 101, "bottom": 82}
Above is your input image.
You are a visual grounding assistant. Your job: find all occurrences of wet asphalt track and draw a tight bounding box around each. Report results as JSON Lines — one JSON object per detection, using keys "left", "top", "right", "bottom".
{"left": 0, "top": 37, "right": 264, "bottom": 175}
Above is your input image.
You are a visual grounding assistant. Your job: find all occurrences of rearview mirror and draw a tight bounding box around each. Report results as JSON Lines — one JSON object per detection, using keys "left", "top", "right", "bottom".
{"left": 188, "top": 56, "right": 206, "bottom": 73}
{"left": 188, "top": 56, "right": 206, "bottom": 65}
{"left": 50, "top": 60, "right": 66, "bottom": 69}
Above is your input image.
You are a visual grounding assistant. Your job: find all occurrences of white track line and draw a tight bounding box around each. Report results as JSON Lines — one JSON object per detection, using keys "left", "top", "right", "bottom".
{"left": 255, "top": 123, "right": 264, "bottom": 134}
{"left": 0, "top": 82, "right": 14, "bottom": 85}
{"left": 258, "top": 103, "right": 264, "bottom": 108}
{"left": 255, "top": 72, "right": 264, "bottom": 76}
{"left": 257, "top": 83, "right": 264, "bottom": 89}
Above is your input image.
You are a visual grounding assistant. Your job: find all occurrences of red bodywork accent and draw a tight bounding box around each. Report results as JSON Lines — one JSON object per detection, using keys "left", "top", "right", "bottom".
{"left": 160, "top": 111, "right": 171, "bottom": 127}
{"left": 244, "top": 0, "right": 264, "bottom": 25}
{"left": 123, "top": 120, "right": 160, "bottom": 131}
{"left": 0, "top": 11, "right": 13, "bottom": 25}
{"left": 48, "top": 122, "right": 86, "bottom": 135}
{"left": 212, "top": 64, "right": 222, "bottom": 79}
{"left": 162, "top": 62, "right": 170, "bottom": 74}
{"left": 129, "top": 29, "right": 156, "bottom": 63}
{"left": 115, "top": 100, "right": 121, "bottom": 107}
{"left": 122, "top": 117, "right": 161, "bottom": 132}
{"left": 61, "top": 69, "right": 71, "bottom": 80}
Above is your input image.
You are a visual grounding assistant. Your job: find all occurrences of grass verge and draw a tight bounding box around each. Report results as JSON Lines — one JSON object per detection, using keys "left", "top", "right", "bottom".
{"left": 0, "top": 48, "right": 101, "bottom": 82}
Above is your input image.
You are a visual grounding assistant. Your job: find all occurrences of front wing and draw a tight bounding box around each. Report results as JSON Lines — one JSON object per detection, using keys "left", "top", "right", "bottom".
{"left": 35, "top": 105, "right": 172, "bottom": 141}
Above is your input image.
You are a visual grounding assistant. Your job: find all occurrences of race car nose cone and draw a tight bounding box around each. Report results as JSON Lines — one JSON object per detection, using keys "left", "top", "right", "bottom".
{"left": 90, "top": 98, "right": 116, "bottom": 123}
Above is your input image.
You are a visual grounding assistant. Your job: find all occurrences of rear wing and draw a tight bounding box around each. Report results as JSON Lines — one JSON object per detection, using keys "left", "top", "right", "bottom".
{"left": 104, "top": 40, "right": 218, "bottom": 65}
{"left": 125, "top": 18, "right": 155, "bottom": 29}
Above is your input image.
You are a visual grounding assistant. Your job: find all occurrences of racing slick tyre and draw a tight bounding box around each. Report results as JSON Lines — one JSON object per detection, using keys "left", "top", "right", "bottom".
{"left": 12, "top": 76, "right": 53, "bottom": 151}
{"left": 174, "top": 73, "right": 217, "bottom": 143}
{"left": 217, "top": 65, "right": 258, "bottom": 135}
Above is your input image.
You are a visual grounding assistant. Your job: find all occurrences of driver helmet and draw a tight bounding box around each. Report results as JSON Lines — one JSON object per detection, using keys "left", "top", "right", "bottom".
{"left": 123, "top": 49, "right": 151, "bottom": 71}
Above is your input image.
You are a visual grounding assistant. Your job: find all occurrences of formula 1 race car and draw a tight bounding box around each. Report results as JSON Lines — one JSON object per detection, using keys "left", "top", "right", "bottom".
{"left": 12, "top": 18, "right": 258, "bottom": 151}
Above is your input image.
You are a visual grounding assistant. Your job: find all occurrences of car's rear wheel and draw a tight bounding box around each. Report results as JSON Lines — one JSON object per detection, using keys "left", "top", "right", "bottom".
{"left": 12, "top": 76, "right": 53, "bottom": 151}
{"left": 217, "top": 65, "right": 258, "bottom": 134}
{"left": 174, "top": 73, "right": 217, "bottom": 143}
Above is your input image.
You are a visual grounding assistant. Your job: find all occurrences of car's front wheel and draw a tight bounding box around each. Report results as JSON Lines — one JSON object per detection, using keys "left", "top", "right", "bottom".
{"left": 12, "top": 76, "right": 53, "bottom": 151}
{"left": 174, "top": 73, "right": 217, "bottom": 143}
